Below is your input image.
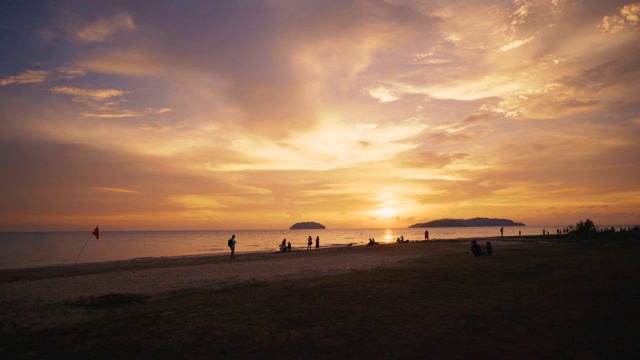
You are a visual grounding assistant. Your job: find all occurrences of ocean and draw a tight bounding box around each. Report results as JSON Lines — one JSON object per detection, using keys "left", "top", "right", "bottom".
{"left": 0, "top": 226, "right": 566, "bottom": 269}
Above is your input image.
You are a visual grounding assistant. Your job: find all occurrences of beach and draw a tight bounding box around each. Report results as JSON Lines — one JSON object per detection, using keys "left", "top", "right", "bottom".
{"left": 0, "top": 239, "right": 538, "bottom": 305}
{"left": 2, "top": 236, "right": 639, "bottom": 358}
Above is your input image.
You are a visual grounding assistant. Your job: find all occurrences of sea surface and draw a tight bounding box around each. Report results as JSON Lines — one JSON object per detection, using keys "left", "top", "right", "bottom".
{"left": 0, "top": 226, "right": 569, "bottom": 269}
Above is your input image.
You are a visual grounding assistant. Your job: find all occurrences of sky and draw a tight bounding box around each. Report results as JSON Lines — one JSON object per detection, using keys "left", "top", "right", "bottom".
{"left": 1, "top": 0, "right": 639, "bottom": 231}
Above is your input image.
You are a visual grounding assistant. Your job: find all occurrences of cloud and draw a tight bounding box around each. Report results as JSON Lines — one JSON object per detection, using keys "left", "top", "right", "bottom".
{"left": 0, "top": 138, "right": 234, "bottom": 230}
{"left": 95, "top": 187, "right": 139, "bottom": 194}
{"left": 497, "top": 37, "right": 534, "bottom": 52}
{"left": 145, "top": 108, "right": 171, "bottom": 114}
{"left": 78, "top": 50, "right": 164, "bottom": 76}
{"left": 484, "top": 51, "right": 640, "bottom": 119}
{"left": 50, "top": 86, "right": 127, "bottom": 99}
{"left": 396, "top": 150, "right": 470, "bottom": 169}
{"left": 599, "top": 1, "right": 640, "bottom": 33}
{"left": 48, "top": 86, "right": 171, "bottom": 121}
{"left": 368, "top": 85, "right": 400, "bottom": 102}
{"left": 1, "top": 0, "right": 639, "bottom": 230}
{"left": 76, "top": 14, "right": 135, "bottom": 42}
{"left": 621, "top": 2, "right": 640, "bottom": 22}
{"left": 57, "top": 68, "right": 86, "bottom": 79}
{"left": 81, "top": 111, "right": 143, "bottom": 118}
{"left": 81, "top": 107, "right": 172, "bottom": 118}
{"left": 0, "top": 70, "right": 48, "bottom": 86}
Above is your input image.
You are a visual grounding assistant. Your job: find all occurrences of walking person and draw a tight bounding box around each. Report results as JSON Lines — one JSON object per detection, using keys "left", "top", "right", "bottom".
{"left": 315, "top": 235, "right": 320, "bottom": 249}
{"left": 228, "top": 234, "right": 236, "bottom": 259}
{"left": 307, "top": 235, "right": 312, "bottom": 249}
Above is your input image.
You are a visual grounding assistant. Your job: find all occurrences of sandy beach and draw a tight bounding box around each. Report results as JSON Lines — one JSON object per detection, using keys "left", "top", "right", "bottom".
{"left": 0, "top": 239, "right": 540, "bottom": 326}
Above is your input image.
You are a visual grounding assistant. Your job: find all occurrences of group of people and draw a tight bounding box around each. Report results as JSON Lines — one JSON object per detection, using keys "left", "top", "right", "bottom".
{"left": 279, "top": 239, "right": 292, "bottom": 252}
{"left": 470, "top": 240, "right": 492, "bottom": 257}
{"left": 307, "top": 235, "right": 320, "bottom": 249}
{"left": 228, "top": 233, "right": 495, "bottom": 260}
{"left": 277, "top": 235, "right": 320, "bottom": 252}
{"left": 228, "top": 234, "right": 322, "bottom": 257}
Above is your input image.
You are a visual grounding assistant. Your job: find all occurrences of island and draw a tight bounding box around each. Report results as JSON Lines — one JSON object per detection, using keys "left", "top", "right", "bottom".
{"left": 409, "top": 217, "right": 525, "bottom": 228}
{"left": 289, "top": 221, "right": 326, "bottom": 230}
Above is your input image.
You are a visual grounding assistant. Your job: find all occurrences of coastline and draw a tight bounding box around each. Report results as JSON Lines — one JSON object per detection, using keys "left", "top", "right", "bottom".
{"left": 0, "top": 238, "right": 550, "bottom": 326}
{"left": 0, "top": 235, "right": 546, "bottom": 276}
{"left": 0, "top": 227, "right": 559, "bottom": 269}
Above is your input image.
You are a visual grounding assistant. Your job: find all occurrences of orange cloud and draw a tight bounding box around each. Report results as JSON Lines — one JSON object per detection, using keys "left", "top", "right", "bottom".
{"left": 0, "top": 70, "right": 48, "bottom": 86}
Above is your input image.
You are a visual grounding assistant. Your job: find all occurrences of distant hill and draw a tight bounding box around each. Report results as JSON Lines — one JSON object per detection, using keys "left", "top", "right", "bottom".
{"left": 409, "top": 217, "right": 525, "bottom": 228}
{"left": 289, "top": 222, "right": 326, "bottom": 230}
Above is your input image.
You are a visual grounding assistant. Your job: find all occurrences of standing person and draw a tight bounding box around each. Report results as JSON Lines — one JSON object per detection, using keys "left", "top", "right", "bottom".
{"left": 228, "top": 234, "right": 236, "bottom": 259}
{"left": 500, "top": 227, "right": 504, "bottom": 237}
{"left": 424, "top": 230, "right": 429, "bottom": 241}
{"left": 307, "top": 235, "right": 312, "bottom": 249}
{"left": 315, "top": 236, "right": 320, "bottom": 249}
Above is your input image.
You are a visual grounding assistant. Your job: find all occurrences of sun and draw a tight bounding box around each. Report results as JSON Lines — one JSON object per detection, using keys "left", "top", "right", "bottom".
{"left": 381, "top": 208, "right": 394, "bottom": 219}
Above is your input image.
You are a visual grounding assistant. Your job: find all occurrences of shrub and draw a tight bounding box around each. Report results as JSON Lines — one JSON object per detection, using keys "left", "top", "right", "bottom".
{"left": 575, "top": 219, "right": 596, "bottom": 233}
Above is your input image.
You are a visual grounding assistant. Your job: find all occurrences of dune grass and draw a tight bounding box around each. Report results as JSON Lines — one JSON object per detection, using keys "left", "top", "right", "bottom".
{"left": 2, "top": 236, "right": 639, "bottom": 359}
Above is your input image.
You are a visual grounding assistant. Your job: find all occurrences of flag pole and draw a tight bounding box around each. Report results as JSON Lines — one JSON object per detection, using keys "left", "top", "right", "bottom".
{"left": 75, "top": 226, "right": 99, "bottom": 265}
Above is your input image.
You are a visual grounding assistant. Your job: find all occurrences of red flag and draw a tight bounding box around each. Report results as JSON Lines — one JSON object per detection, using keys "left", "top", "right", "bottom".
{"left": 92, "top": 226, "right": 100, "bottom": 239}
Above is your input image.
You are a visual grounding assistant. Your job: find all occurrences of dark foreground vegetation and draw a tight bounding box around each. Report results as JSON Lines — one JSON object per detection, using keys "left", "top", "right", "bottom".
{"left": 2, "top": 233, "right": 640, "bottom": 359}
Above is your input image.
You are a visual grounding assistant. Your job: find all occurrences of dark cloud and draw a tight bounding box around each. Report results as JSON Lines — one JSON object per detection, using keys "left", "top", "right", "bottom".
{"left": 559, "top": 54, "right": 640, "bottom": 93}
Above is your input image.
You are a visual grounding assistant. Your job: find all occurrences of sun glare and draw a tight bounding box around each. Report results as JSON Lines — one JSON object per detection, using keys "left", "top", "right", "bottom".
{"left": 381, "top": 208, "right": 394, "bottom": 218}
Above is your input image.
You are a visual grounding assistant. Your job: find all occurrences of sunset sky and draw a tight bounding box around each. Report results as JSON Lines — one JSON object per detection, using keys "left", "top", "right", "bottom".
{"left": 1, "top": 0, "right": 639, "bottom": 231}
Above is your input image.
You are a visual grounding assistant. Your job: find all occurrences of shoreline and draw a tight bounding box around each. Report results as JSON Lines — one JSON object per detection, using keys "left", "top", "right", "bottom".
{"left": 0, "top": 238, "right": 553, "bottom": 309}
{"left": 0, "top": 234, "right": 551, "bottom": 272}
{"left": 0, "top": 236, "right": 566, "bottom": 333}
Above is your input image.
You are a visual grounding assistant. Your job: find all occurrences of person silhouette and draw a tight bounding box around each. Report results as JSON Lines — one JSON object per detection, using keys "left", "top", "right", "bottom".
{"left": 484, "top": 241, "right": 493, "bottom": 256}
{"left": 315, "top": 236, "right": 320, "bottom": 249}
{"left": 425, "top": 230, "right": 429, "bottom": 241}
{"left": 307, "top": 235, "right": 312, "bottom": 249}
{"left": 500, "top": 227, "right": 504, "bottom": 237}
{"left": 470, "top": 240, "right": 482, "bottom": 257}
{"left": 228, "top": 235, "right": 236, "bottom": 259}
